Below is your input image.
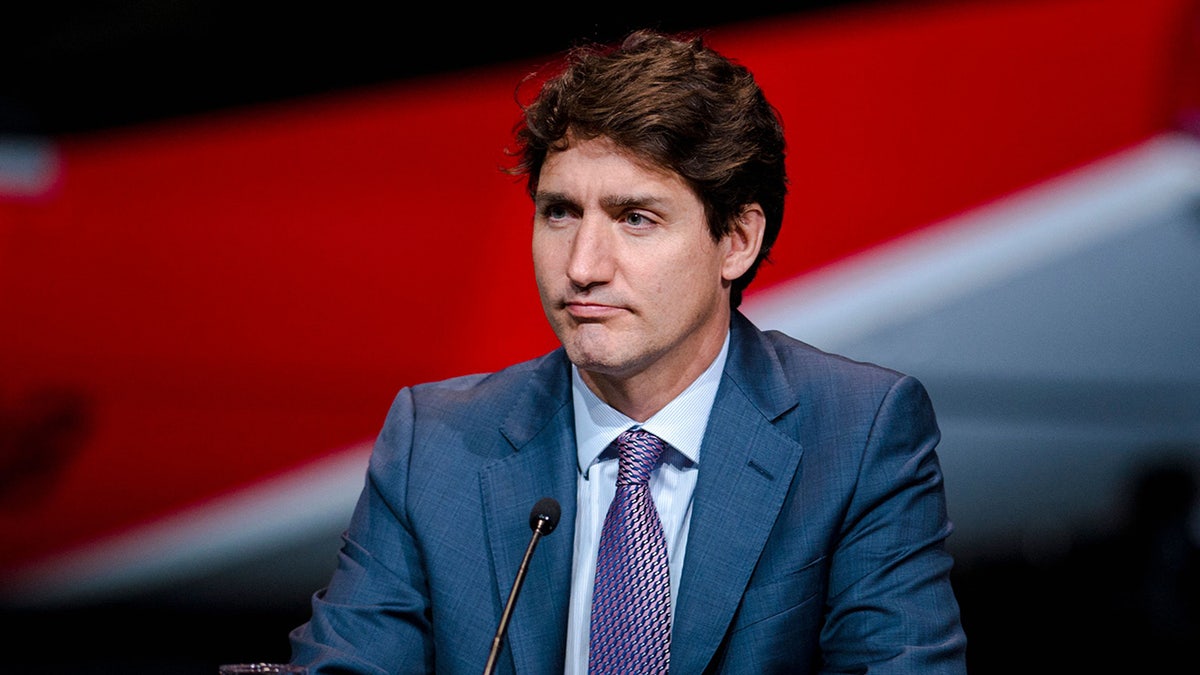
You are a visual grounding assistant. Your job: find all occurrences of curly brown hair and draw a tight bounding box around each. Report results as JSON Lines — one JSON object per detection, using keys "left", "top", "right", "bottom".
{"left": 509, "top": 29, "right": 788, "bottom": 308}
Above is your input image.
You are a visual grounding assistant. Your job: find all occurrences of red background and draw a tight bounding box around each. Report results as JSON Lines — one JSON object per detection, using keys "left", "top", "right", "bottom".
{"left": 1, "top": 0, "right": 1195, "bottom": 575}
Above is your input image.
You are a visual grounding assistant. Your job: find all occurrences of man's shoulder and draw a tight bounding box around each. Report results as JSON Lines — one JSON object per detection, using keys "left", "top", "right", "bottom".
{"left": 730, "top": 317, "right": 936, "bottom": 430}
{"left": 405, "top": 347, "right": 569, "bottom": 408}
{"left": 735, "top": 315, "right": 908, "bottom": 388}
{"left": 762, "top": 329, "right": 904, "bottom": 380}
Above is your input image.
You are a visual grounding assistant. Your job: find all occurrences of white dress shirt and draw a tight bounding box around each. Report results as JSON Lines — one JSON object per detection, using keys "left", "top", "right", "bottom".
{"left": 562, "top": 332, "right": 729, "bottom": 675}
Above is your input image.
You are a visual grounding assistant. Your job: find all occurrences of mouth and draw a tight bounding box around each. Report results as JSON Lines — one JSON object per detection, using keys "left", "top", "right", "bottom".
{"left": 562, "top": 300, "right": 625, "bottom": 321}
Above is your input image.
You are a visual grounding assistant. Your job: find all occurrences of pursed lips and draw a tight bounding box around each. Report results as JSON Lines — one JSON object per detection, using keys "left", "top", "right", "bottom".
{"left": 562, "top": 299, "right": 626, "bottom": 321}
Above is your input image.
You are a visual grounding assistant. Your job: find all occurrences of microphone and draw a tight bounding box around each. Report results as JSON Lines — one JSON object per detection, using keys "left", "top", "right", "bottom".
{"left": 483, "top": 497, "right": 561, "bottom": 675}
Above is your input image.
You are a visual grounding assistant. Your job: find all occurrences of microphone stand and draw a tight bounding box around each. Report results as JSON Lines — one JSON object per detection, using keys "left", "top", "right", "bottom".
{"left": 482, "top": 504, "right": 558, "bottom": 675}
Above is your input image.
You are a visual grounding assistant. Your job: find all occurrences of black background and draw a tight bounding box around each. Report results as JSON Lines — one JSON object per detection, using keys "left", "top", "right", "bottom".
{"left": 1, "top": 1, "right": 865, "bottom": 137}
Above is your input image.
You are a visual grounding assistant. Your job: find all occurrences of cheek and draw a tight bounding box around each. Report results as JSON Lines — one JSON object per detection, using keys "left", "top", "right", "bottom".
{"left": 531, "top": 236, "right": 557, "bottom": 279}
{"left": 677, "top": 241, "right": 724, "bottom": 281}
{"left": 643, "top": 251, "right": 718, "bottom": 305}
{"left": 532, "top": 223, "right": 574, "bottom": 262}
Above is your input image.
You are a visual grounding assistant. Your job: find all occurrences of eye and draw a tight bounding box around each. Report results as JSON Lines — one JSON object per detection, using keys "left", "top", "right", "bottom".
{"left": 540, "top": 202, "right": 573, "bottom": 224}
{"left": 624, "top": 211, "right": 657, "bottom": 230}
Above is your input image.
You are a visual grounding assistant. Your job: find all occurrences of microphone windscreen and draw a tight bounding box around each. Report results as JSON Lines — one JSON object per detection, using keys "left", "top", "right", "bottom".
{"left": 529, "top": 497, "right": 561, "bottom": 534}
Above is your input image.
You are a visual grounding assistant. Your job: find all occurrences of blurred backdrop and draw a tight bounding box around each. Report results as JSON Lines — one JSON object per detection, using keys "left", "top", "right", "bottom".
{"left": 2, "top": 1, "right": 1199, "bottom": 673}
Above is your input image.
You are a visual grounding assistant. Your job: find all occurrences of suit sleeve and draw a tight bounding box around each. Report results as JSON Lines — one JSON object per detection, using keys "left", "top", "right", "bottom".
{"left": 819, "top": 375, "right": 968, "bottom": 674}
{"left": 289, "top": 387, "right": 435, "bottom": 675}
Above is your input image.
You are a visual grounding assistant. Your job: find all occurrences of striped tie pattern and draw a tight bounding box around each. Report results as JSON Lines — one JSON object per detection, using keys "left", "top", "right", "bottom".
{"left": 588, "top": 428, "right": 671, "bottom": 674}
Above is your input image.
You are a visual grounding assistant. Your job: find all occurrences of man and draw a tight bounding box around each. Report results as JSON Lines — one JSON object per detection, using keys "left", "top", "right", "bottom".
{"left": 289, "top": 29, "right": 968, "bottom": 674}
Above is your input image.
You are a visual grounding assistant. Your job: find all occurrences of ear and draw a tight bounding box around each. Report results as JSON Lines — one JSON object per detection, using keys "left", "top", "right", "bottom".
{"left": 721, "top": 203, "right": 766, "bottom": 282}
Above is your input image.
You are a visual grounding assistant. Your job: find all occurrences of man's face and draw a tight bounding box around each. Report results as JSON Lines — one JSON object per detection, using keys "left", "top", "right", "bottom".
{"left": 532, "top": 136, "right": 739, "bottom": 399}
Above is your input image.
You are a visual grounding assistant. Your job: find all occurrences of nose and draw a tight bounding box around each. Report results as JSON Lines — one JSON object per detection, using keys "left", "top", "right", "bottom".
{"left": 566, "top": 216, "right": 615, "bottom": 290}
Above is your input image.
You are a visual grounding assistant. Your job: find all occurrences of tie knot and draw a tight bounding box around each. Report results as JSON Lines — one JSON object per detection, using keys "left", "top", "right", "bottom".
{"left": 615, "top": 428, "right": 665, "bottom": 486}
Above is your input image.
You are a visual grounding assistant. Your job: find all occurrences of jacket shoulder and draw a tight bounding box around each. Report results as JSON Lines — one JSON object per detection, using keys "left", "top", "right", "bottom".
{"left": 759, "top": 328, "right": 908, "bottom": 387}
{"left": 395, "top": 348, "right": 569, "bottom": 423}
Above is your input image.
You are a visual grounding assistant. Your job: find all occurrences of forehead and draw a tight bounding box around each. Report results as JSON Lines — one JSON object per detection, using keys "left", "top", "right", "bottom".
{"left": 538, "top": 136, "right": 689, "bottom": 195}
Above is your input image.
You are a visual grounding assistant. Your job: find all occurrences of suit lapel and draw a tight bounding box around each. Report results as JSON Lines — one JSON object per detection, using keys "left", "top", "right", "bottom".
{"left": 671, "top": 313, "right": 806, "bottom": 674}
{"left": 479, "top": 350, "right": 579, "bottom": 675}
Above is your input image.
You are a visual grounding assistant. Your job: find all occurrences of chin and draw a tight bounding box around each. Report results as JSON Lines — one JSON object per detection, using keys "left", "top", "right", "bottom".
{"left": 562, "top": 343, "right": 622, "bottom": 374}
{"left": 560, "top": 323, "right": 647, "bottom": 372}
{"left": 562, "top": 348, "right": 610, "bottom": 373}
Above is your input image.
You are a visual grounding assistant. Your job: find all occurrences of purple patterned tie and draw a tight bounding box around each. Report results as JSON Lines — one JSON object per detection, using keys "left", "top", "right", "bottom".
{"left": 589, "top": 428, "right": 671, "bottom": 674}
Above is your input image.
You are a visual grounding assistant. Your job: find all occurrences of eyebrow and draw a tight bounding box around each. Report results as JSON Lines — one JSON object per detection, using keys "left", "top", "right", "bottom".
{"left": 533, "top": 191, "right": 668, "bottom": 210}
{"left": 533, "top": 191, "right": 573, "bottom": 209}
{"left": 600, "top": 194, "right": 667, "bottom": 210}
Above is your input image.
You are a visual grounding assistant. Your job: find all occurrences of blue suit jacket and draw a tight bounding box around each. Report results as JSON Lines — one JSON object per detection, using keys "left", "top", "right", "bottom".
{"left": 290, "top": 312, "right": 968, "bottom": 674}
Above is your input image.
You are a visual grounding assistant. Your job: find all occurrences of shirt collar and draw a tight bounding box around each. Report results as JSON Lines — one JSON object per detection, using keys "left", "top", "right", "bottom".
{"left": 572, "top": 331, "right": 729, "bottom": 476}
